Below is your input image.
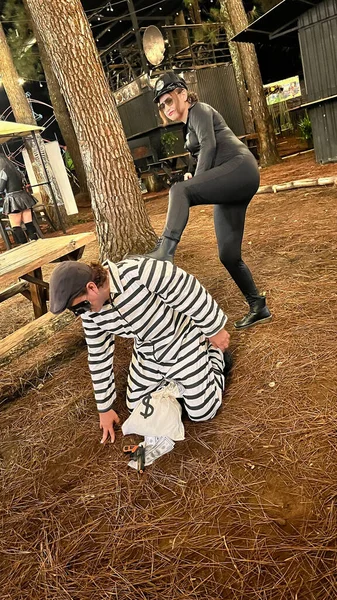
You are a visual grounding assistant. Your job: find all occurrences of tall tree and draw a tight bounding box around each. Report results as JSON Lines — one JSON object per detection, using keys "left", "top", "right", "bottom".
{"left": 4, "top": 0, "right": 89, "bottom": 199}
{"left": 175, "top": 10, "right": 190, "bottom": 52}
{"left": 0, "top": 19, "right": 65, "bottom": 224}
{"left": 184, "top": 0, "right": 202, "bottom": 25}
{"left": 25, "top": 0, "right": 156, "bottom": 261}
{"left": 219, "top": 4, "right": 254, "bottom": 134}
{"left": 224, "top": 0, "right": 280, "bottom": 166}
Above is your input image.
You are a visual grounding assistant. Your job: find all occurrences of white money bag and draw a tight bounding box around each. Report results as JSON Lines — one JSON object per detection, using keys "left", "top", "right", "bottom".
{"left": 122, "top": 381, "right": 185, "bottom": 441}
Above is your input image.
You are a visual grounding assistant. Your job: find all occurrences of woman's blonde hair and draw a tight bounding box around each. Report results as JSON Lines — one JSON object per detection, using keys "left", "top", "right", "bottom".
{"left": 158, "top": 88, "right": 199, "bottom": 124}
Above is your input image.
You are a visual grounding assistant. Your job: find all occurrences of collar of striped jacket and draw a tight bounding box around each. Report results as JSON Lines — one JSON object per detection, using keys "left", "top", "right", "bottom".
{"left": 104, "top": 260, "right": 124, "bottom": 295}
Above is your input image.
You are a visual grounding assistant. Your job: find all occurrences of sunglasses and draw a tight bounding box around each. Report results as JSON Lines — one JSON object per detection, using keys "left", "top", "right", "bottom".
{"left": 158, "top": 97, "right": 174, "bottom": 112}
{"left": 68, "top": 300, "right": 92, "bottom": 316}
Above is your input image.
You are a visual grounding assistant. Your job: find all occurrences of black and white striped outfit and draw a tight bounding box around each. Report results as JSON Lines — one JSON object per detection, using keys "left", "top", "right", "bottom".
{"left": 81, "top": 257, "right": 227, "bottom": 422}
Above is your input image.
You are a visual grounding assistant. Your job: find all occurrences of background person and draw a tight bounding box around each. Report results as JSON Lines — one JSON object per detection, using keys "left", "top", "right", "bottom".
{"left": 147, "top": 72, "right": 271, "bottom": 330}
{"left": 49, "top": 258, "right": 231, "bottom": 444}
{"left": 0, "top": 152, "right": 39, "bottom": 244}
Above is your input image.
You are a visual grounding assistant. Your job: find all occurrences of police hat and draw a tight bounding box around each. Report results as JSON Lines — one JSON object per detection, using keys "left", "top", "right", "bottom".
{"left": 153, "top": 72, "right": 187, "bottom": 103}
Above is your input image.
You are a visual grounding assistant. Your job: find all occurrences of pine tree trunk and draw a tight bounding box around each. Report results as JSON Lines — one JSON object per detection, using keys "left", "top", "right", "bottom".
{"left": 0, "top": 20, "right": 67, "bottom": 227}
{"left": 175, "top": 11, "right": 190, "bottom": 53}
{"left": 225, "top": 0, "right": 280, "bottom": 166}
{"left": 220, "top": 2, "right": 254, "bottom": 134}
{"left": 24, "top": 4, "right": 90, "bottom": 199}
{"left": 25, "top": 0, "right": 156, "bottom": 261}
{"left": 190, "top": 0, "right": 202, "bottom": 24}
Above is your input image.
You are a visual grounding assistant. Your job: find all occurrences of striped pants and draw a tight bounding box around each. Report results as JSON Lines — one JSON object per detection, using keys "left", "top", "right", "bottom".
{"left": 126, "top": 328, "right": 225, "bottom": 422}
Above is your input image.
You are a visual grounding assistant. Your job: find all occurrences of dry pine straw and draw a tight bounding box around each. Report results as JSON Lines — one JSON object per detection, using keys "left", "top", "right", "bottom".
{"left": 1, "top": 185, "right": 337, "bottom": 599}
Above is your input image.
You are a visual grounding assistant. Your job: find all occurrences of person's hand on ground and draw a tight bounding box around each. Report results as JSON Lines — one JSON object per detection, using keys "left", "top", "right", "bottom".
{"left": 99, "top": 409, "right": 120, "bottom": 444}
{"left": 208, "top": 329, "right": 230, "bottom": 352}
{"left": 184, "top": 172, "right": 193, "bottom": 180}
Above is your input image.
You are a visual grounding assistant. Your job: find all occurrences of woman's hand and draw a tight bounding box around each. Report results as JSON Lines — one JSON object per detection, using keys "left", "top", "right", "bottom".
{"left": 99, "top": 409, "right": 120, "bottom": 444}
{"left": 184, "top": 172, "right": 193, "bottom": 181}
{"left": 208, "top": 329, "right": 230, "bottom": 352}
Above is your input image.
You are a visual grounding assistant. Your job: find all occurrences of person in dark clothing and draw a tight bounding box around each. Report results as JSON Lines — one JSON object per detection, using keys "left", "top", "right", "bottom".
{"left": 0, "top": 152, "right": 39, "bottom": 245}
{"left": 147, "top": 72, "right": 271, "bottom": 330}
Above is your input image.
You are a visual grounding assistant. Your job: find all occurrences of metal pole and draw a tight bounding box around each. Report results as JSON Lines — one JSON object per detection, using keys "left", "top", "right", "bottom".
{"left": 32, "top": 131, "right": 66, "bottom": 234}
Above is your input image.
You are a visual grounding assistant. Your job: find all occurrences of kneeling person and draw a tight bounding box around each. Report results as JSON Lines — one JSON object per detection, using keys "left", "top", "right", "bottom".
{"left": 49, "top": 257, "right": 230, "bottom": 443}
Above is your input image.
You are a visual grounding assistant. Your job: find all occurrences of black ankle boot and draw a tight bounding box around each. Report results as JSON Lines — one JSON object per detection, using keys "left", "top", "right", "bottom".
{"left": 25, "top": 221, "right": 39, "bottom": 241}
{"left": 12, "top": 226, "right": 28, "bottom": 245}
{"left": 234, "top": 295, "right": 272, "bottom": 330}
{"left": 146, "top": 236, "right": 178, "bottom": 263}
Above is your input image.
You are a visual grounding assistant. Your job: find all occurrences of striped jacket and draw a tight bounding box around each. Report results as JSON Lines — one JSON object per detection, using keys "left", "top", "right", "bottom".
{"left": 81, "top": 257, "right": 227, "bottom": 413}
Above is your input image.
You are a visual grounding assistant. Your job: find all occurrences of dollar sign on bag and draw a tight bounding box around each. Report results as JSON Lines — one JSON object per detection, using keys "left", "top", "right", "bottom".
{"left": 140, "top": 394, "right": 154, "bottom": 419}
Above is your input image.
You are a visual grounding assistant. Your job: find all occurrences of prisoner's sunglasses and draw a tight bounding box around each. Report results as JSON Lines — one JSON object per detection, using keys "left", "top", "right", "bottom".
{"left": 158, "top": 97, "right": 174, "bottom": 112}
{"left": 68, "top": 300, "right": 91, "bottom": 316}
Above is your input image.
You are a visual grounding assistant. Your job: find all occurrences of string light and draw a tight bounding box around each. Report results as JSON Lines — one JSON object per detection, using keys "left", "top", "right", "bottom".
{"left": 18, "top": 78, "right": 25, "bottom": 85}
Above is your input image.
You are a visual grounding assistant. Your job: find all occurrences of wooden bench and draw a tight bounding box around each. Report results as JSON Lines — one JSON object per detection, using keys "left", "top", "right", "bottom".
{"left": 0, "top": 232, "right": 96, "bottom": 318}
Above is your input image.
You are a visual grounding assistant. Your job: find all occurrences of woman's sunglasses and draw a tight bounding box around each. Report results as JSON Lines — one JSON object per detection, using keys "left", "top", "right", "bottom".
{"left": 158, "top": 97, "right": 174, "bottom": 112}
{"left": 68, "top": 300, "right": 91, "bottom": 316}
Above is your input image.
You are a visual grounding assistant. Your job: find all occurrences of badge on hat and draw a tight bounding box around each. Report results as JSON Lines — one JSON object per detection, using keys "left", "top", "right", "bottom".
{"left": 156, "top": 79, "right": 165, "bottom": 92}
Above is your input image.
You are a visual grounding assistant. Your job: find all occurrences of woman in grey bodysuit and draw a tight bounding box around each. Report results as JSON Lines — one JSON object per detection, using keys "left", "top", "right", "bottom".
{"left": 147, "top": 72, "right": 271, "bottom": 330}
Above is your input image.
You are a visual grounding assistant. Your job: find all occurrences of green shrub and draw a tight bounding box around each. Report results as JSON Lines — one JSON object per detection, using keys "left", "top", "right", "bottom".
{"left": 161, "top": 132, "right": 179, "bottom": 157}
{"left": 298, "top": 114, "right": 312, "bottom": 141}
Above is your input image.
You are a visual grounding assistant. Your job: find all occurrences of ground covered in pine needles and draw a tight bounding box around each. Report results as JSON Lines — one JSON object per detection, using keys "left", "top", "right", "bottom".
{"left": 1, "top": 148, "right": 337, "bottom": 599}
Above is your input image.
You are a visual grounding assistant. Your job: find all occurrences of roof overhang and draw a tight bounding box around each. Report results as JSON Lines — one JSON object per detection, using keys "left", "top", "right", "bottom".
{"left": 0, "top": 121, "right": 44, "bottom": 144}
{"left": 231, "top": 0, "right": 322, "bottom": 44}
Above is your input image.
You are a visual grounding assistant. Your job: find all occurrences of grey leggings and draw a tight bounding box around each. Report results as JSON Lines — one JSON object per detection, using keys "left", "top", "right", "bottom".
{"left": 163, "top": 152, "right": 261, "bottom": 301}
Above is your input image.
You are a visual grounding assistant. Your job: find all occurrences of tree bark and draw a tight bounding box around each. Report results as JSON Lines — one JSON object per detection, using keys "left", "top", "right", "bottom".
{"left": 189, "top": 0, "right": 202, "bottom": 25}
{"left": 23, "top": 3, "right": 89, "bottom": 198}
{"left": 220, "top": 3, "right": 254, "bottom": 134}
{"left": 225, "top": 0, "right": 280, "bottom": 166}
{"left": 175, "top": 11, "right": 190, "bottom": 54}
{"left": 0, "top": 19, "right": 67, "bottom": 226}
{"left": 25, "top": 0, "right": 156, "bottom": 261}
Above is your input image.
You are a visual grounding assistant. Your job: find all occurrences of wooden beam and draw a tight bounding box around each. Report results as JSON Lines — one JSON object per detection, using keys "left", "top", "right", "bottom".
{"left": 0, "top": 281, "right": 30, "bottom": 303}
{"left": 0, "top": 310, "right": 75, "bottom": 367}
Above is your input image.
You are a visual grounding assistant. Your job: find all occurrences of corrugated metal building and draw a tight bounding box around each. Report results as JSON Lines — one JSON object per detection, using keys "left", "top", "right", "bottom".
{"left": 232, "top": 0, "right": 337, "bottom": 164}
{"left": 298, "top": 0, "right": 337, "bottom": 163}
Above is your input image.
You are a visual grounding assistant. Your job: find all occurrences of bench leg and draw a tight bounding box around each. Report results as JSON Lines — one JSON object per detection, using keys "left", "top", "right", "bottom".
{"left": 28, "top": 268, "right": 48, "bottom": 318}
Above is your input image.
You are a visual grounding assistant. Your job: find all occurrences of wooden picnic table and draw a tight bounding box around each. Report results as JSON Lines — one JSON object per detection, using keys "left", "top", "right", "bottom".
{"left": 0, "top": 232, "right": 96, "bottom": 319}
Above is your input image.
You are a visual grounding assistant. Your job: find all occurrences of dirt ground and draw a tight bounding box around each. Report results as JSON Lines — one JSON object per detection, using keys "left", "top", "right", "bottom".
{"left": 1, "top": 146, "right": 337, "bottom": 599}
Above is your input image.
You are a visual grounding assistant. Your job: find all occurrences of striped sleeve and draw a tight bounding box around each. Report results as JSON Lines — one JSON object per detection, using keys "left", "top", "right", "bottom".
{"left": 138, "top": 259, "right": 227, "bottom": 337}
{"left": 81, "top": 317, "right": 116, "bottom": 413}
